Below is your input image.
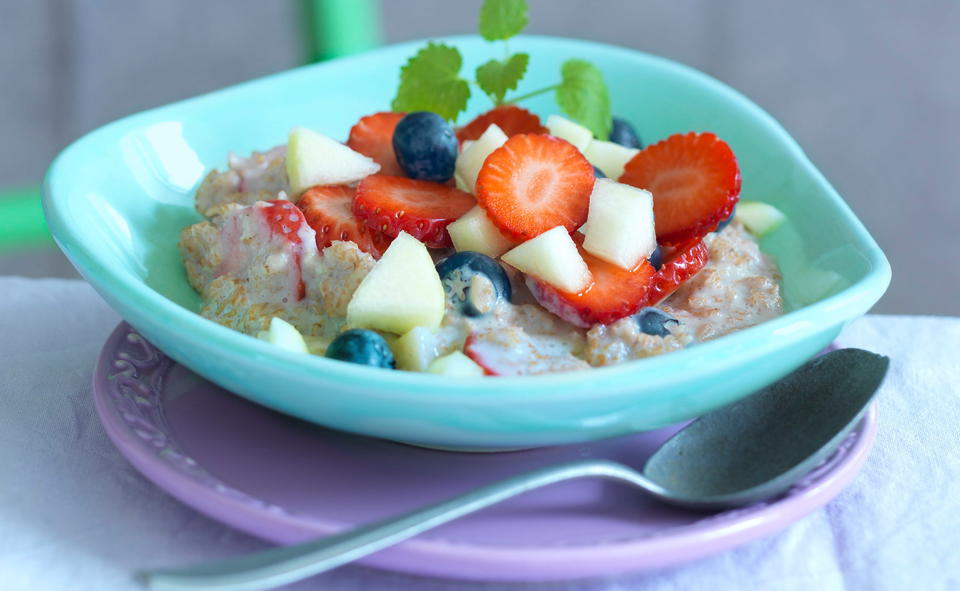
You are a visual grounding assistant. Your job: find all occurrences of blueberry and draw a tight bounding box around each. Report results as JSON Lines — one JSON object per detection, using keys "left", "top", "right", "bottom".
{"left": 635, "top": 307, "right": 679, "bottom": 337}
{"left": 392, "top": 112, "right": 458, "bottom": 182}
{"left": 435, "top": 251, "right": 512, "bottom": 317}
{"left": 609, "top": 117, "right": 643, "bottom": 149}
{"left": 325, "top": 329, "right": 396, "bottom": 369}
{"left": 649, "top": 244, "right": 663, "bottom": 271}
{"left": 593, "top": 166, "right": 606, "bottom": 178}
{"left": 715, "top": 207, "right": 736, "bottom": 233}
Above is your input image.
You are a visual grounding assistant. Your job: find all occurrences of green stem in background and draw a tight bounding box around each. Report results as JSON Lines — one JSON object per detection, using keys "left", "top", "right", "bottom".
{"left": 0, "top": 187, "right": 52, "bottom": 252}
{"left": 504, "top": 84, "right": 560, "bottom": 104}
{"left": 494, "top": 41, "right": 511, "bottom": 105}
{"left": 301, "top": 0, "right": 381, "bottom": 62}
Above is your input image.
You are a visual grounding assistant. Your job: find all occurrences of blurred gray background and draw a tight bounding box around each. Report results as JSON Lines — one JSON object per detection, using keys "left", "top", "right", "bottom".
{"left": 2, "top": 0, "right": 957, "bottom": 315}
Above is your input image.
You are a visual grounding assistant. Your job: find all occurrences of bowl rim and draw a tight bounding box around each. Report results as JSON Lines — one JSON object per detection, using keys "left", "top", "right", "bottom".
{"left": 42, "top": 34, "right": 891, "bottom": 402}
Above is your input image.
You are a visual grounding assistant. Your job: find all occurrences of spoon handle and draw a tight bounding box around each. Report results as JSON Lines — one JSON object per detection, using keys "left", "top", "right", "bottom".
{"left": 142, "top": 459, "right": 656, "bottom": 591}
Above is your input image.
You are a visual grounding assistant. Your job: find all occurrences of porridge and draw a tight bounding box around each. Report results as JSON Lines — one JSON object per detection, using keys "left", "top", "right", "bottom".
{"left": 179, "top": 108, "right": 783, "bottom": 376}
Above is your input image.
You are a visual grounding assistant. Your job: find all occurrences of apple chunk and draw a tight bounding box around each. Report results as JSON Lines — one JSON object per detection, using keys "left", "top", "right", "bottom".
{"left": 735, "top": 200, "right": 786, "bottom": 236}
{"left": 392, "top": 326, "right": 439, "bottom": 372}
{"left": 583, "top": 139, "right": 639, "bottom": 180}
{"left": 501, "top": 226, "right": 592, "bottom": 293}
{"left": 454, "top": 124, "right": 508, "bottom": 193}
{"left": 427, "top": 351, "right": 485, "bottom": 377}
{"left": 546, "top": 115, "right": 593, "bottom": 152}
{"left": 582, "top": 179, "right": 656, "bottom": 270}
{"left": 286, "top": 127, "right": 380, "bottom": 198}
{"left": 256, "top": 317, "right": 309, "bottom": 354}
{"left": 346, "top": 232, "right": 445, "bottom": 334}
{"left": 447, "top": 205, "right": 518, "bottom": 257}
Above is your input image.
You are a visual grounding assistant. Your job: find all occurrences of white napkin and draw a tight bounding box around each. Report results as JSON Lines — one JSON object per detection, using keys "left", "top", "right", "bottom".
{"left": 1, "top": 277, "right": 957, "bottom": 590}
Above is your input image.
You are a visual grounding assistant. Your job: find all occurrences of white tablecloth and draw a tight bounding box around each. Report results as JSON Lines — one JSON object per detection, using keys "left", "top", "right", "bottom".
{"left": 2, "top": 277, "right": 958, "bottom": 590}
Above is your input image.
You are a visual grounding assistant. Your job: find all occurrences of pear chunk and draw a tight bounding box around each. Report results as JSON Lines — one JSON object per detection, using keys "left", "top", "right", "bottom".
{"left": 257, "top": 317, "right": 309, "bottom": 354}
{"left": 346, "top": 232, "right": 445, "bottom": 334}
{"left": 583, "top": 139, "right": 640, "bottom": 180}
{"left": 735, "top": 200, "right": 786, "bottom": 236}
{"left": 501, "top": 226, "right": 592, "bottom": 293}
{"left": 286, "top": 127, "right": 380, "bottom": 197}
{"left": 392, "top": 326, "right": 440, "bottom": 372}
{"left": 427, "top": 351, "right": 485, "bottom": 376}
{"left": 447, "top": 205, "right": 517, "bottom": 257}
{"left": 454, "top": 124, "right": 508, "bottom": 193}
{"left": 582, "top": 179, "right": 656, "bottom": 270}
{"left": 546, "top": 115, "right": 593, "bottom": 152}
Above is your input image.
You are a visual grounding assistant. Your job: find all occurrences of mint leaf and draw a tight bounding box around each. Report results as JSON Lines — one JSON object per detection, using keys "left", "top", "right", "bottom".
{"left": 478, "top": 0, "right": 528, "bottom": 41}
{"left": 391, "top": 42, "right": 470, "bottom": 122}
{"left": 555, "top": 59, "right": 611, "bottom": 139}
{"left": 476, "top": 53, "right": 529, "bottom": 104}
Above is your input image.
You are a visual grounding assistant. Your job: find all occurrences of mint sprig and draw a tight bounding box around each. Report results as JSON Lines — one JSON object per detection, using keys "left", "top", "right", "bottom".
{"left": 391, "top": 0, "right": 612, "bottom": 139}
{"left": 556, "top": 60, "right": 612, "bottom": 139}
{"left": 478, "top": 0, "right": 528, "bottom": 41}
{"left": 476, "top": 53, "right": 529, "bottom": 104}
{"left": 391, "top": 42, "right": 470, "bottom": 122}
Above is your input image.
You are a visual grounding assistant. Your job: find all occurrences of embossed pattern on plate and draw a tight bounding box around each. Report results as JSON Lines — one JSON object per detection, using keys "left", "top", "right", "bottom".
{"left": 94, "top": 323, "right": 878, "bottom": 581}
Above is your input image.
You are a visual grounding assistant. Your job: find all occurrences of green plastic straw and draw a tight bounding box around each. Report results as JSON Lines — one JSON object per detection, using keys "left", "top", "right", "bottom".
{"left": 301, "top": 0, "right": 381, "bottom": 62}
{"left": 0, "top": 187, "right": 52, "bottom": 251}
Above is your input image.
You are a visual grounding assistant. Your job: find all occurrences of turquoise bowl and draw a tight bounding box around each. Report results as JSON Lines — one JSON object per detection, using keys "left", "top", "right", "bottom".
{"left": 43, "top": 36, "right": 890, "bottom": 450}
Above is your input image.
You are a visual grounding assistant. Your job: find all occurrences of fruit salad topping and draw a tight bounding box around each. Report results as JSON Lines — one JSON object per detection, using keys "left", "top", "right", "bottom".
{"left": 346, "top": 111, "right": 406, "bottom": 177}
{"left": 456, "top": 105, "right": 548, "bottom": 143}
{"left": 181, "top": 0, "right": 785, "bottom": 374}
{"left": 476, "top": 134, "right": 595, "bottom": 239}
{"left": 299, "top": 185, "right": 392, "bottom": 258}
{"left": 619, "top": 132, "right": 740, "bottom": 245}
{"left": 526, "top": 237, "right": 659, "bottom": 329}
{"left": 435, "top": 252, "right": 513, "bottom": 317}
{"left": 353, "top": 175, "right": 475, "bottom": 248}
{"left": 642, "top": 239, "right": 710, "bottom": 307}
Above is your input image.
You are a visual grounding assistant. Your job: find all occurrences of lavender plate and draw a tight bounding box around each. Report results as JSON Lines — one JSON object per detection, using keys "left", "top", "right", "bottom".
{"left": 94, "top": 323, "right": 877, "bottom": 582}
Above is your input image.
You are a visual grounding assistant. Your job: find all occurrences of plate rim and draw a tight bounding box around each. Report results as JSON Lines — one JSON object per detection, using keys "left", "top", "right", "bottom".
{"left": 94, "top": 322, "right": 878, "bottom": 581}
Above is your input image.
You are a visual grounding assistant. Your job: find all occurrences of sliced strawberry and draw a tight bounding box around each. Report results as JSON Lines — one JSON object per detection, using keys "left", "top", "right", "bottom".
{"left": 298, "top": 185, "right": 392, "bottom": 258}
{"left": 475, "top": 134, "right": 594, "bottom": 240}
{"left": 639, "top": 239, "right": 709, "bottom": 308}
{"left": 346, "top": 111, "right": 406, "bottom": 177}
{"left": 619, "top": 132, "right": 740, "bottom": 245}
{"left": 259, "top": 200, "right": 307, "bottom": 244}
{"left": 456, "top": 105, "right": 548, "bottom": 143}
{"left": 464, "top": 329, "right": 590, "bottom": 376}
{"left": 527, "top": 238, "right": 657, "bottom": 328}
{"left": 353, "top": 175, "right": 476, "bottom": 248}
{"left": 231, "top": 200, "right": 309, "bottom": 300}
{"left": 463, "top": 333, "right": 500, "bottom": 375}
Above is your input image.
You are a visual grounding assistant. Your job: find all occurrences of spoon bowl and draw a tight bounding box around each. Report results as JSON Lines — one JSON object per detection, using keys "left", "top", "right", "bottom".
{"left": 643, "top": 347, "right": 888, "bottom": 509}
{"left": 143, "top": 348, "right": 889, "bottom": 591}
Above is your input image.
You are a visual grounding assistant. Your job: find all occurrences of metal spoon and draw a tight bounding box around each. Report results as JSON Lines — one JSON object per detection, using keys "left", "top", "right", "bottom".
{"left": 142, "top": 348, "right": 888, "bottom": 591}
